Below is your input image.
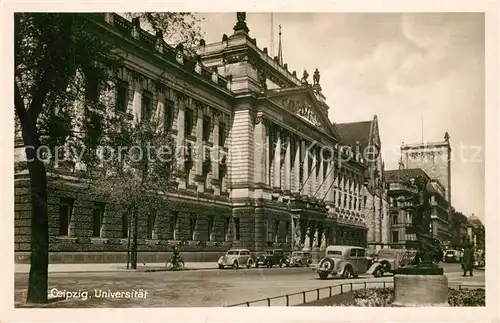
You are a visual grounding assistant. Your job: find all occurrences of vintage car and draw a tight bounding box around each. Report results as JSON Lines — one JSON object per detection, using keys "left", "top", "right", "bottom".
{"left": 286, "top": 251, "right": 313, "bottom": 267}
{"left": 444, "top": 249, "right": 463, "bottom": 263}
{"left": 366, "top": 248, "right": 414, "bottom": 277}
{"left": 217, "top": 249, "right": 254, "bottom": 269}
{"left": 316, "top": 245, "right": 368, "bottom": 280}
{"left": 255, "top": 249, "right": 287, "bottom": 268}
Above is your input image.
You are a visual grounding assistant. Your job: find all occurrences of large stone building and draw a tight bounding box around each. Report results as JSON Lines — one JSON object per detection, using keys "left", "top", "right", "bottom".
{"left": 384, "top": 168, "right": 450, "bottom": 247}
{"left": 400, "top": 133, "right": 453, "bottom": 244}
{"left": 336, "top": 116, "right": 390, "bottom": 254}
{"left": 15, "top": 13, "right": 370, "bottom": 263}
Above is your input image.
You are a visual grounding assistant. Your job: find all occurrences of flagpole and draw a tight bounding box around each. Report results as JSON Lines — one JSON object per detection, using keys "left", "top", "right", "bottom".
{"left": 271, "top": 13, "right": 275, "bottom": 57}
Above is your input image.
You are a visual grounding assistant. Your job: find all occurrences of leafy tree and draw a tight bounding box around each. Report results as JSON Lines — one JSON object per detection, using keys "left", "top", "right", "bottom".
{"left": 84, "top": 114, "right": 176, "bottom": 269}
{"left": 15, "top": 12, "right": 202, "bottom": 304}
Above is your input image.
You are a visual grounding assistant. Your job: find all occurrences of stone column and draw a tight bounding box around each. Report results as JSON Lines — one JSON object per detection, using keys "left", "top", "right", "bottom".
{"left": 194, "top": 105, "right": 204, "bottom": 190}
{"left": 302, "top": 141, "right": 309, "bottom": 196}
{"left": 283, "top": 133, "right": 291, "bottom": 193}
{"left": 175, "top": 95, "right": 187, "bottom": 190}
{"left": 310, "top": 151, "right": 317, "bottom": 197}
{"left": 292, "top": 137, "right": 300, "bottom": 193}
{"left": 317, "top": 156, "right": 324, "bottom": 199}
{"left": 253, "top": 115, "right": 266, "bottom": 184}
{"left": 273, "top": 129, "right": 281, "bottom": 192}
{"left": 211, "top": 113, "right": 220, "bottom": 195}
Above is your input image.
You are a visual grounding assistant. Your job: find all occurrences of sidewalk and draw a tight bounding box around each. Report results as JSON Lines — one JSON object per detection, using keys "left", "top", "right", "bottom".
{"left": 15, "top": 262, "right": 216, "bottom": 274}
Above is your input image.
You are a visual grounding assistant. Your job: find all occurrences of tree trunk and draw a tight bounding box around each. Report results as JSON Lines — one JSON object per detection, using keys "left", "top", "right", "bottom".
{"left": 24, "top": 123, "right": 49, "bottom": 304}
{"left": 126, "top": 208, "right": 131, "bottom": 269}
{"left": 131, "top": 205, "right": 138, "bottom": 269}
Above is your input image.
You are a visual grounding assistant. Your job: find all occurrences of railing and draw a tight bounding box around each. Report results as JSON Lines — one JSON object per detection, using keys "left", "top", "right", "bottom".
{"left": 225, "top": 281, "right": 485, "bottom": 307}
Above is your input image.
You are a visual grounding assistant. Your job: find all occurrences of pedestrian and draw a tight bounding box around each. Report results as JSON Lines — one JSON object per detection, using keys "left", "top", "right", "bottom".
{"left": 461, "top": 243, "right": 474, "bottom": 277}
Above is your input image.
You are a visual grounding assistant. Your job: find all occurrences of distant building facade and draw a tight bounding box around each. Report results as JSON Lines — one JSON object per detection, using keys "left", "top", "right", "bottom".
{"left": 15, "top": 13, "right": 370, "bottom": 263}
{"left": 384, "top": 168, "right": 450, "bottom": 248}
{"left": 399, "top": 133, "right": 453, "bottom": 245}
{"left": 336, "top": 116, "right": 390, "bottom": 254}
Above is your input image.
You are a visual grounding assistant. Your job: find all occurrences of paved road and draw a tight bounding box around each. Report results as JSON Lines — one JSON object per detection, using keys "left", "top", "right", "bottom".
{"left": 14, "top": 263, "right": 483, "bottom": 308}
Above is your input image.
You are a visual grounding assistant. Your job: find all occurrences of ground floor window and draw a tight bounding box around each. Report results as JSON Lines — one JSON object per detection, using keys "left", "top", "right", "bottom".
{"left": 234, "top": 217, "right": 240, "bottom": 240}
{"left": 92, "top": 202, "right": 105, "bottom": 238}
{"left": 392, "top": 230, "right": 399, "bottom": 243}
{"left": 58, "top": 198, "right": 74, "bottom": 236}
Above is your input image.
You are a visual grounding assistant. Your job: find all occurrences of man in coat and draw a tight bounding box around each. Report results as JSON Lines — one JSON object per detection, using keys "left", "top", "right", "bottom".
{"left": 461, "top": 243, "right": 474, "bottom": 277}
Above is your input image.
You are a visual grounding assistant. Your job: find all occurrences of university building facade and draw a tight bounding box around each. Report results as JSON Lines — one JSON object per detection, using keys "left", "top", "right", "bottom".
{"left": 15, "top": 13, "right": 369, "bottom": 263}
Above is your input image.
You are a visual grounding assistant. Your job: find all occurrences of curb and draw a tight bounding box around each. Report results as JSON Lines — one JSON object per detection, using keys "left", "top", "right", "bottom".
{"left": 15, "top": 265, "right": 219, "bottom": 274}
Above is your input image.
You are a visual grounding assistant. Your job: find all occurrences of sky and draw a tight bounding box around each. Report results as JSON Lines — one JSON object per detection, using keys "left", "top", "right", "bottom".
{"left": 197, "top": 13, "right": 485, "bottom": 221}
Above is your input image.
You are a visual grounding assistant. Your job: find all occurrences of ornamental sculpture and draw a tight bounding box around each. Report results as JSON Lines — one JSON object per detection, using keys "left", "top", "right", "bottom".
{"left": 281, "top": 97, "right": 321, "bottom": 127}
{"left": 400, "top": 175, "right": 443, "bottom": 267}
{"left": 313, "top": 68, "right": 320, "bottom": 85}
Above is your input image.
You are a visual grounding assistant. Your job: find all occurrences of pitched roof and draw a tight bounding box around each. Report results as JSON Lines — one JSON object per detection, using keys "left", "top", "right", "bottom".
{"left": 383, "top": 168, "right": 431, "bottom": 183}
{"left": 335, "top": 120, "right": 372, "bottom": 152}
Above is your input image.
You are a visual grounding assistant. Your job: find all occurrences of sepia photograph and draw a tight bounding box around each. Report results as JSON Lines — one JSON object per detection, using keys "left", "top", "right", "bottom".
{"left": 4, "top": 2, "right": 498, "bottom": 321}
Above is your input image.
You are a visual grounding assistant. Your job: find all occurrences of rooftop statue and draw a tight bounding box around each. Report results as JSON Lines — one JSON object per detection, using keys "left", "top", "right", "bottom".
{"left": 313, "top": 68, "right": 320, "bottom": 85}
{"left": 301, "top": 70, "right": 309, "bottom": 84}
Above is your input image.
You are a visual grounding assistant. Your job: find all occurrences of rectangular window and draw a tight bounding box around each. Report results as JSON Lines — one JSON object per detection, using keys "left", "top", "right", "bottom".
{"left": 357, "top": 249, "right": 366, "bottom": 257}
{"left": 343, "top": 196, "right": 347, "bottom": 207}
{"left": 285, "top": 221, "right": 290, "bottom": 242}
{"left": 184, "top": 108, "right": 194, "bottom": 136}
{"left": 115, "top": 81, "right": 129, "bottom": 113}
{"left": 85, "top": 72, "right": 100, "bottom": 102}
{"left": 234, "top": 218, "right": 240, "bottom": 240}
{"left": 164, "top": 99, "right": 174, "bottom": 131}
{"left": 92, "top": 202, "right": 105, "bottom": 238}
{"left": 147, "top": 210, "right": 156, "bottom": 239}
{"left": 189, "top": 215, "right": 197, "bottom": 240}
{"left": 141, "top": 91, "right": 153, "bottom": 121}
{"left": 274, "top": 220, "right": 280, "bottom": 243}
{"left": 170, "top": 212, "right": 178, "bottom": 240}
{"left": 121, "top": 212, "right": 129, "bottom": 238}
{"left": 392, "top": 231, "right": 399, "bottom": 243}
{"left": 224, "top": 217, "right": 230, "bottom": 241}
{"left": 202, "top": 116, "right": 211, "bottom": 141}
{"left": 392, "top": 197, "right": 398, "bottom": 207}
{"left": 219, "top": 122, "right": 226, "bottom": 146}
{"left": 393, "top": 215, "right": 398, "bottom": 225}
{"left": 58, "top": 199, "right": 74, "bottom": 236}
{"left": 363, "top": 196, "right": 368, "bottom": 209}
{"left": 207, "top": 215, "right": 215, "bottom": 241}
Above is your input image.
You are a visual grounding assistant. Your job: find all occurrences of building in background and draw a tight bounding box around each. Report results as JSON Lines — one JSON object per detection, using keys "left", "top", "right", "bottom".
{"left": 450, "top": 207, "right": 469, "bottom": 248}
{"left": 384, "top": 168, "right": 450, "bottom": 248}
{"left": 15, "top": 13, "right": 369, "bottom": 264}
{"left": 336, "top": 116, "right": 390, "bottom": 254}
{"left": 399, "top": 133, "right": 453, "bottom": 245}
{"left": 466, "top": 214, "right": 485, "bottom": 250}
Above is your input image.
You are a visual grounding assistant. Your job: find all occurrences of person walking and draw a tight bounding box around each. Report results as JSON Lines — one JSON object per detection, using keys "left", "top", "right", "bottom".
{"left": 461, "top": 243, "right": 474, "bottom": 277}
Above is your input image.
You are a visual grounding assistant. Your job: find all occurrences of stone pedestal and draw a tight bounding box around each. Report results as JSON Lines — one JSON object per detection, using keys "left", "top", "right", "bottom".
{"left": 393, "top": 268, "right": 449, "bottom": 307}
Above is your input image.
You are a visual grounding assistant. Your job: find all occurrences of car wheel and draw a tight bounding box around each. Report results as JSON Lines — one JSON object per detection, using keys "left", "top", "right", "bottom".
{"left": 266, "top": 261, "right": 272, "bottom": 268}
{"left": 342, "top": 266, "right": 353, "bottom": 279}
{"left": 256, "top": 262, "right": 260, "bottom": 268}
{"left": 279, "top": 261, "right": 283, "bottom": 268}
{"left": 373, "top": 268, "right": 383, "bottom": 278}
{"left": 318, "top": 258, "right": 334, "bottom": 271}
{"left": 218, "top": 264, "right": 224, "bottom": 269}
{"left": 232, "top": 261, "right": 239, "bottom": 269}
{"left": 318, "top": 271, "right": 329, "bottom": 280}
{"left": 246, "top": 259, "right": 253, "bottom": 269}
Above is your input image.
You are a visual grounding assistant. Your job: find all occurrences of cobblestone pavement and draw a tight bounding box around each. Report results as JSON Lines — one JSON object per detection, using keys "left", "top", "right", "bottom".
{"left": 14, "top": 263, "right": 483, "bottom": 308}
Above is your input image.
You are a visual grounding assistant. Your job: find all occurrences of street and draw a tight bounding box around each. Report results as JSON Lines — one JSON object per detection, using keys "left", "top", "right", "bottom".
{"left": 14, "top": 262, "right": 484, "bottom": 308}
